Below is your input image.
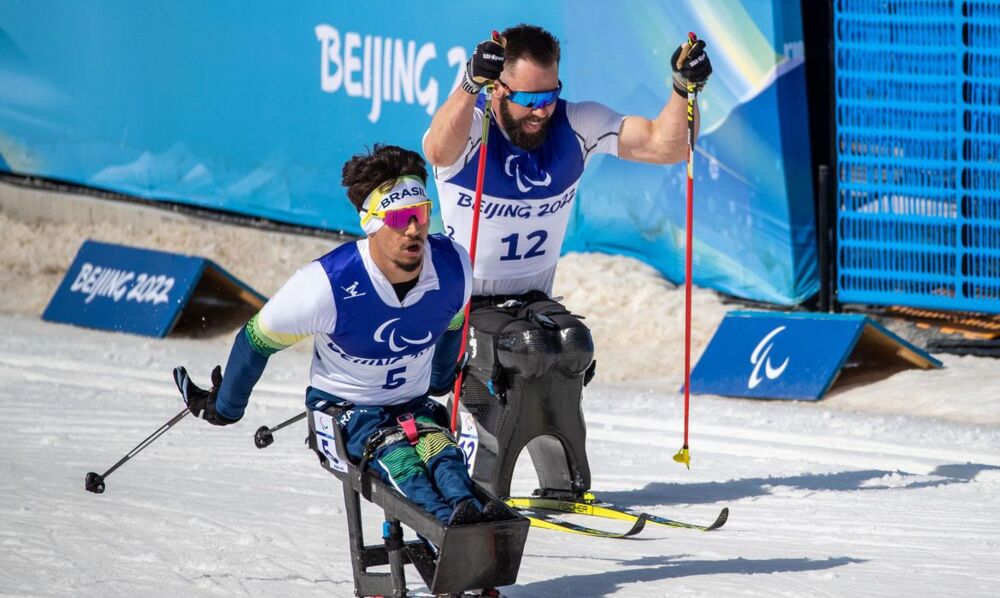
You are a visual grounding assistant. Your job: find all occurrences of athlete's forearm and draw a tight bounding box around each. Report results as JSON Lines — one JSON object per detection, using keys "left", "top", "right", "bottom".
{"left": 215, "top": 325, "right": 270, "bottom": 420}
{"left": 649, "top": 92, "right": 699, "bottom": 164}
{"left": 429, "top": 326, "right": 463, "bottom": 394}
{"left": 619, "top": 92, "right": 699, "bottom": 164}
{"left": 423, "top": 88, "right": 478, "bottom": 167}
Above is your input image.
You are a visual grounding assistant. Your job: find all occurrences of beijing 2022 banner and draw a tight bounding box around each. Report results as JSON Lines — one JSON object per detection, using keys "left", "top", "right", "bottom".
{"left": 0, "top": 1, "right": 815, "bottom": 304}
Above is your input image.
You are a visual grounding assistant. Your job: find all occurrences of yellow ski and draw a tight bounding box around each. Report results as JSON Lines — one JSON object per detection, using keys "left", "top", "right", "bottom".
{"left": 506, "top": 496, "right": 728, "bottom": 532}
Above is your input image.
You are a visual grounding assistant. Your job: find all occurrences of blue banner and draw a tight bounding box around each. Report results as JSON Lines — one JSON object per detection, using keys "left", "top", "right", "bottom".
{"left": 0, "top": 1, "right": 816, "bottom": 304}
{"left": 42, "top": 240, "right": 266, "bottom": 337}
{"left": 42, "top": 240, "right": 207, "bottom": 337}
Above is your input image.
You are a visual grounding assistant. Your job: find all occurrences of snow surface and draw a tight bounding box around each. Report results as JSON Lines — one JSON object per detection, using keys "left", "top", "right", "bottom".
{"left": 2, "top": 314, "right": 999, "bottom": 597}
{"left": 2, "top": 200, "right": 1000, "bottom": 596}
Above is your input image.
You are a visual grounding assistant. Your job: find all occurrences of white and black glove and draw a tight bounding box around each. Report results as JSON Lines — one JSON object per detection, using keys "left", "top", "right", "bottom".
{"left": 462, "top": 38, "right": 505, "bottom": 95}
{"left": 173, "top": 365, "right": 239, "bottom": 426}
{"left": 671, "top": 37, "right": 712, "bottom": 97}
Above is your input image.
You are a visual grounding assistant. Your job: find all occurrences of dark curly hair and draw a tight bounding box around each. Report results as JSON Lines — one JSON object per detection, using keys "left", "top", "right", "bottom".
{"left": 341, "top": 144, "right": 428, "bottom": 210}
{"left": 501, "top": 24, "right": 560, "bottom": 67}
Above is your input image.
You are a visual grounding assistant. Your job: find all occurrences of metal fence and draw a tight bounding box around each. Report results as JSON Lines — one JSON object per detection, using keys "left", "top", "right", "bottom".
{"left": 834, "top": 0, "right": 1000, "bottom": 313}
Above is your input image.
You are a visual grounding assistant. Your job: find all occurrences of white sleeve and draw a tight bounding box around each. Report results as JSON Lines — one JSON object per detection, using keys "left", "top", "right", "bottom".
{"left": 566, "top": 100, "right": 626, "bottom": 165}
{"left": 454, "top": 242, "right": 473, "bottom": 306}
{"left": 258, "top": 261, "right": 336, "bottom": 337}
{"left": 425, "top": 106, "right": 485, "bottom": 182}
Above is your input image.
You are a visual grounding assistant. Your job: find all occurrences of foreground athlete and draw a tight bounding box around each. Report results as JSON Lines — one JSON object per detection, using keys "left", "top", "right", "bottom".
{"left": 174, "top": 144, "right": 501, "bottom": 525}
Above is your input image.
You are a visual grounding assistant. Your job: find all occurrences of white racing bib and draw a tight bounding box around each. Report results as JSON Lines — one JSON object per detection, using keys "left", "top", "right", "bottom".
{"left": 431, "top": 98, "right": 624, "bottom": 291}
{"left": 437, "top": 181, "right": 578, "bottom": 281}
{"left": 458, "top": 410, "right": 480, "bottom": 474}
{"left": 312, "top": 410, "right": 348, "bottom": 473}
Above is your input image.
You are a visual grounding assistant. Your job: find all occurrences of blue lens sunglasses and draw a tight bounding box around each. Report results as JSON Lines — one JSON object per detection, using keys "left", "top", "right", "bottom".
{"left": 497, "top": 79, "right": 562, "bottom": 109}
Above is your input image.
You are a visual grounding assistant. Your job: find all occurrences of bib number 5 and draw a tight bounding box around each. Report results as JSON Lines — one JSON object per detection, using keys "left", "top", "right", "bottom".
{"left": 383, "top": 367, "right": 406, "bottom": 390}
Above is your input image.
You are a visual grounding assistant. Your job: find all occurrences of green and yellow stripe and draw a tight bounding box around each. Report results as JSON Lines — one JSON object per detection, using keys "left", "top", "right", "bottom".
{"left": 245, "top": 313, "right": 308, "bottom": 356}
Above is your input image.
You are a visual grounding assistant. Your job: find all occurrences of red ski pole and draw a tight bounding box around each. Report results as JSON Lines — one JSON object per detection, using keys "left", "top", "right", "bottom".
{"left": 450, "top": 31, "right": 502, "bottom": 434}
{"left": 674, "top": 32, "right": 698, "bottom": 469}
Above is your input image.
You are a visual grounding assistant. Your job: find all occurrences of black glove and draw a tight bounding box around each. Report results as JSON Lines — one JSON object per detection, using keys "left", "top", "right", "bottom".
{"left": 173, "top": 365, "right": 239, "bottom": 426}
{"left": 462, "top": 38, "right": 505, "bottom": 95}
{"left": 671, "top": 37, "right": 712, "bottom": 97}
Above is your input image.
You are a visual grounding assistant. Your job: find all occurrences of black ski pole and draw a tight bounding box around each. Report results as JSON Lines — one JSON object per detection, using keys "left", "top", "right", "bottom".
{"left": 85, "top": 407, "right": 190, "bottom": 494}
{"left": 254, "top": 411, "right": 307, "bottom": 449}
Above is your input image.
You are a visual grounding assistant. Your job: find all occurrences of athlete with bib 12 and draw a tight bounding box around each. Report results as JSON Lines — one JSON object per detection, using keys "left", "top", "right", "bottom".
{"left": 421, "top": 24, "right": 713, "bottom": 499}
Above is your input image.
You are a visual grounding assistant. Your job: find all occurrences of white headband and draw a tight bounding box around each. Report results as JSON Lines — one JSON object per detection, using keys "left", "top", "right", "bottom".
{"left": 358, "top": 175, "right": 430, "bottom": 235}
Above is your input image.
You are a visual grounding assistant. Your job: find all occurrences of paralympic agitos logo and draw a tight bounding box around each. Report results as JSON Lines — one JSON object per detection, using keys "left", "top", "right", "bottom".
{"left": 315, "top": 24, "right": 469, "bottom": 124}
{"left": 373, "top": 318, "right": 432, "bottom": 353}
{"left": 747, "top": 326, "right": 790, "bottom": 389}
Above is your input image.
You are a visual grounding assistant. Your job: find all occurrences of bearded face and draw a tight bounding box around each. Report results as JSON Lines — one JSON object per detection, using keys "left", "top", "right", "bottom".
{"left": 497, "top": 94, "right": 554, "bottom": 151}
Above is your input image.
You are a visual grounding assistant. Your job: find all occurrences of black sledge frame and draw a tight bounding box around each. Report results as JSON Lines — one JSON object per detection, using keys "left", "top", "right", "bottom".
{"left": 307, "top": 406, "right": 530, "bottom": 597}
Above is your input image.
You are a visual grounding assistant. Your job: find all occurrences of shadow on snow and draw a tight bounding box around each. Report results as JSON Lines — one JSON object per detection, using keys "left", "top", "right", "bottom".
{"left": 592, "top": 463, "right": 1000, "bottom": 507}
{"left": 508, "top": 555, "right": 864, "bottom": 597}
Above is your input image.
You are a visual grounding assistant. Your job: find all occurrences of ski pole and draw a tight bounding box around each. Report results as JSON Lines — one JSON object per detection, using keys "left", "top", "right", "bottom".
{"left": 254, "top": 411, "right": 307, "bottom": 449}
{"left": 450, "top": 30, "right": 502, "bottom": 434}
{"left": 673, "top": 32, "right": 699, "bottom": 470}
{"left": 85, "top": 407, "right": 190, "bottom": 494}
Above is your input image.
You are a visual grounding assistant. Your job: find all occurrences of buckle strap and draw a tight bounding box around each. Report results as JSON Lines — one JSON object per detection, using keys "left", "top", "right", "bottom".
{"left": 362, "top": 418, "right": 455, "bottom": 459}
{"left": 397, "top": 413, "right": 420, "bottom": 445}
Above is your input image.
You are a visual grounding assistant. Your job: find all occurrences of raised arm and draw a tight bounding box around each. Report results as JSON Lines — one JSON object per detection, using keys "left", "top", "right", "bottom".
{"left": 423, "top": 87, "right": 480, "bottom": 167}
{"left": 617, "top": 37, "right": 712, "bottom": 165}
{"left": 423, "top": 37, "right": 505, "bottom": 166}
{"left": 618, "top": 92, "right": 695, "bottom": 164}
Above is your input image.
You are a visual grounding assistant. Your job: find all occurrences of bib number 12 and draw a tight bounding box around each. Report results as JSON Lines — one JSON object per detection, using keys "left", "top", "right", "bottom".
{"left": 499, "top": 230, "right": 547, "bottom": 261}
